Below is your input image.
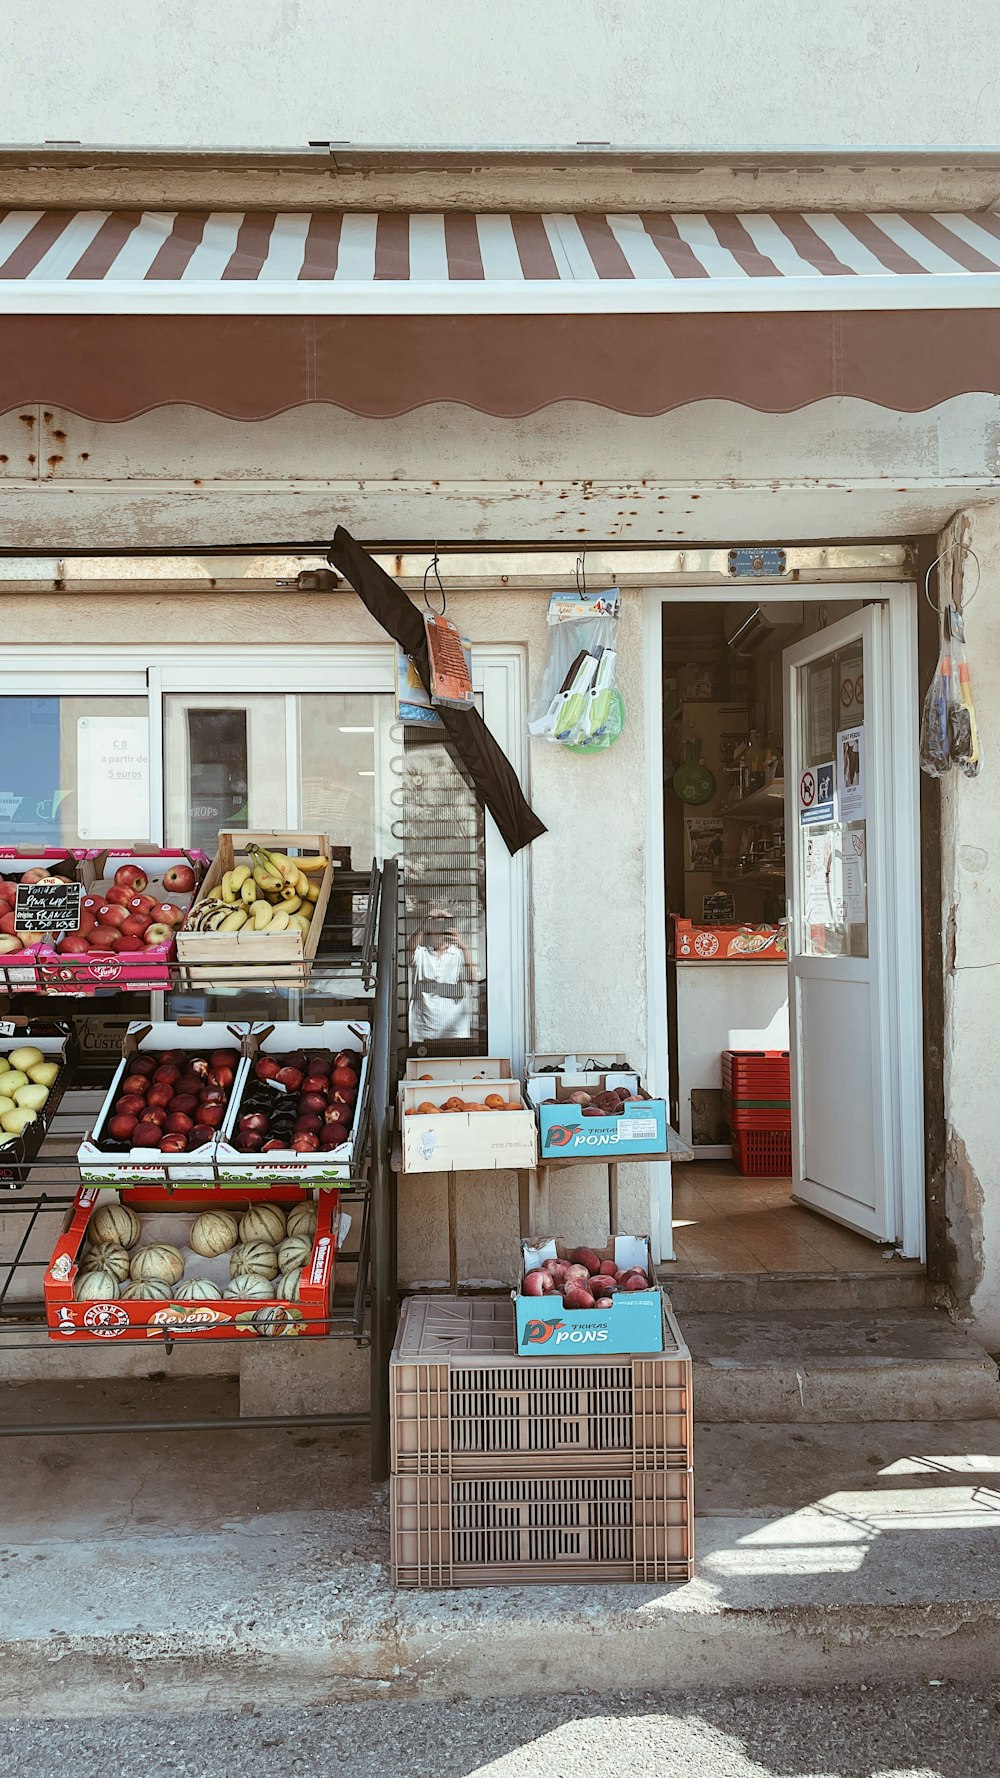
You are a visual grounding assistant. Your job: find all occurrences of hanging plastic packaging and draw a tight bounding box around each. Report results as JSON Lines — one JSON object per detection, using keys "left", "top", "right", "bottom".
{"left": 528, "top": 589, "right": 625, "bottom": 751}
{"left": 919, "top": 605, "right": 981, "bottom": 779}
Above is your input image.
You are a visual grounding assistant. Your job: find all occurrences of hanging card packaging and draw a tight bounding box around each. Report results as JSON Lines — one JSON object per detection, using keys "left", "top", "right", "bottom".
{"left": 423, "top": 612, "right": 475, "bottom": 710}
{"left": 528, "top": 589, "right": 624, "bottom": 750}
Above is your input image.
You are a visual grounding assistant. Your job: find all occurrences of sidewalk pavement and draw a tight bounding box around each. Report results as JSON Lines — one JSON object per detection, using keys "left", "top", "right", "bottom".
{"left": 0, "top": 1378, "right": 998, "bottom": 1718}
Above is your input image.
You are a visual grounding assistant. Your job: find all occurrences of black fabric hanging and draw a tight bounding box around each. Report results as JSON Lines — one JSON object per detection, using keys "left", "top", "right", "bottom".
{"left": 328, "top": 527, "right": 546, "bottom": 856}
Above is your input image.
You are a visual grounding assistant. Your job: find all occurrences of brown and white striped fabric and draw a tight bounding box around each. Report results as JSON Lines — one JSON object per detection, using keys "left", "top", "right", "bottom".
{"left": 2, "top": 209, "right": 1000, "bottom": 296}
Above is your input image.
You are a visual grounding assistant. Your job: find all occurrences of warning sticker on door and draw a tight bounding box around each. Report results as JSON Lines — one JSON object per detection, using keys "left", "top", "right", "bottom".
{"left": 837, "top": 725, "right": 866, "bottom": 820}
{"left": 799, "top": 761, "right": 834, "bottom": 826}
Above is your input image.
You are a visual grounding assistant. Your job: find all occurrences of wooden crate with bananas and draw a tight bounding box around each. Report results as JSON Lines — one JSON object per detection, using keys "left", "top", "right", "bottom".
{"left": 176, "top": 832, "right": 334, "bottom": 986}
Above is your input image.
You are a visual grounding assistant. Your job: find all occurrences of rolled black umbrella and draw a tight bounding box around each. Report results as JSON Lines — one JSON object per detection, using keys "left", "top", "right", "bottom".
{"left": 328, "top": 527, "right": 546, "bottom": 856}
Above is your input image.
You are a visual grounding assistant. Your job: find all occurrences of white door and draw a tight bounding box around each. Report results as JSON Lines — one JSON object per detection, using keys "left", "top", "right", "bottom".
{"left": 783, "top": 604, "right": 903, "bottom": 1244}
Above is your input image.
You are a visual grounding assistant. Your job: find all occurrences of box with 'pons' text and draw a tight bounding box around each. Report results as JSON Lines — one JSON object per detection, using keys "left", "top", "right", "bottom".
{"left": 513, "top": 1235, "right": 664, "bottom": 1356}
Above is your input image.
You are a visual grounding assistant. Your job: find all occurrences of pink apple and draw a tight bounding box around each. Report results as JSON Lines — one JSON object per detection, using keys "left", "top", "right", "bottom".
{"left": 113, "top": 863, "right": 149, "bottom": 892}
{"left": 161, "top": 862, "right": 196, "bottom": 895}
{"left": 150, "top": 902, "right": 184, "bottom": 928}
{"left": 143, "top": 922, "right": 172, "bottom": 947}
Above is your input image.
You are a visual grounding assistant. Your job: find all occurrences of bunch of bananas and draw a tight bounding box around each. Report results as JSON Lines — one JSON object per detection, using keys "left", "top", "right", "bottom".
{"left": 188, "top": 846, "right": 325, "bottom": 936}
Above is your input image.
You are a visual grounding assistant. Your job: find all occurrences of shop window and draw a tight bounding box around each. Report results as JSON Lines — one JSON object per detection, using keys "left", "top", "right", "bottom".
{"left": 0, "top": 695, "right": 150, "bottom": 847}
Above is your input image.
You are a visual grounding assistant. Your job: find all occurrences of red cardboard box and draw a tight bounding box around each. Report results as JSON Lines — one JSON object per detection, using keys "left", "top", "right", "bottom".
{"left": 0, "top": 849, "right": 79, "bottom": 993}
{"left": 45, "top": 1187, "right": 338, "bottom": 1342}
{"left": 671, "top": 918, "right": 787, "bottom": 962}
{"left": 38, "top": 849, "right": 206, "bottom": 995}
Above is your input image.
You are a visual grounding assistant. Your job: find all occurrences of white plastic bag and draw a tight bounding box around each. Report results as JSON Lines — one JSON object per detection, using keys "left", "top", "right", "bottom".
{"left": 528, "top": 589, "right": 624, "bottom": 751}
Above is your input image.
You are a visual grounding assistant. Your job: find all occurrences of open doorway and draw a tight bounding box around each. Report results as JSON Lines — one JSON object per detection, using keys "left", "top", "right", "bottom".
{"left": 658, "top": 586, "right": 925, "bottom": 1278}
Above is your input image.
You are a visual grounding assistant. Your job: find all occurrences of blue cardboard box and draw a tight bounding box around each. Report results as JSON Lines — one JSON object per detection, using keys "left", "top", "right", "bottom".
{"left": 536, "top": 1094, "right": 669, "bottom": 1160}
{"left": 513, "top": 1235, "right": 664, "bottom": 1355}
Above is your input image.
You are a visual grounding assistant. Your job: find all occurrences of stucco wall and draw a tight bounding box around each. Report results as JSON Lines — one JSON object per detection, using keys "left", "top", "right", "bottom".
{"left": 937, "top": 506, "right": 1000, "bottom": 1344}
{"left": 3, "top": 584, "right": 652, "bottom": 1285}
{"left": 3, "top": 0, "right": 999, "bottom": 149}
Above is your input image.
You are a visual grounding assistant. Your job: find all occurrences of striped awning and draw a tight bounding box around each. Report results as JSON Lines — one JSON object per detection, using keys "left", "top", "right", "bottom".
{"left": 2, "top": 209, "right": 1000, "bottom": 311}
{"left": 3, "top": 209, "right": 1000, "bottom": 420}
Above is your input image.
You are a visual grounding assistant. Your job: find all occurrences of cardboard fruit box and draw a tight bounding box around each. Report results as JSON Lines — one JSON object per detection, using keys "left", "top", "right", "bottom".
{"left": 76, "top": 1020, "right": 251, "bottom": 1187}
{"left": 176, "top": 831, "right": 334, "bottom": 987}
{"left": 37, "top": 849, "right": 206, "bottom": 996}
{"left": 0, "top": 1019, "right": 75, "bottom": 1189}
{"left": 0, "top": 849, "right": 79, "bottom": 993}
{"left": 399, "top": 1077, "right": 537, "bottom": 1174}
{"left": 44, "top": 1187, "right": 339, "bottom": 1343}
{"left": 216, "top": 1020, "right": 370, "bottom": 1187}
{"left": 671, "top": 918, "right": 787, "bottom": 962}
{"left": 528, "top": 1058, "right": 669, "bottom": 1161}
{"left": 514, "top": 1235, "right": 664, "bottom": 1356}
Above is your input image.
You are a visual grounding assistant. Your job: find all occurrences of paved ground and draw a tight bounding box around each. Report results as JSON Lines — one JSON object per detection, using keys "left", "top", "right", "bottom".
{"left": 0, "top": 1685, "right": 997, "bottom": 1777}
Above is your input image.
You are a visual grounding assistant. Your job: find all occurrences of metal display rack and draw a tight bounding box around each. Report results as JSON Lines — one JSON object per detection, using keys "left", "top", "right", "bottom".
{"left": 0, "top": 856, "right": 400, "bottom": 1480}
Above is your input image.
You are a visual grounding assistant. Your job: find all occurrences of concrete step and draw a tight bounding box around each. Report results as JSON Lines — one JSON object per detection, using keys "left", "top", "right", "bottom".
{"left": 663, "top": 1267, "right": 929, "bottom": 1315}
{"left": 683, "top": 1308, "right": 1000, "bottom": 1423}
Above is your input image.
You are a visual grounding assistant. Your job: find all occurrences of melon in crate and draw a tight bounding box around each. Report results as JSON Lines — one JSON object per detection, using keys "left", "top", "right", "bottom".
{"left": 229, "top": 1240, "right": 279, "bottom": 1280}
{"left": 277, "top": 1234, "right": 312, "bottom": 1274}
{"left": 173, "top": 1277, "right": 223, "bottom": 1302}
{"left": 123, "top": 1278, "right": 173, "bottom": 1302}
{"left": 239, "top": 1204, "right": 286, "bottom": 1246}
{"left": 189, "top": 1210, "right": 239, "bottom": 1258}
{"left": 74, "top": 1268, "right": 120, "bottom": 1302}
{"left": 225, "top": 1273, "right": 274, "bottom": 1300}
{"left": 130, "top": 1243, "right": 185, "bottom": 1287}
{"left": 286, "top": 1202, "right": 318, "bottom": 1241}
{"left": 79, "top": 1243, "right": 131, "bottom": 1283}
{"left": 89, "top": 1203, "right": 141, "bottom": 1249}
{"left": 277, "top": 1267, "right": 303, "bottom": 1303}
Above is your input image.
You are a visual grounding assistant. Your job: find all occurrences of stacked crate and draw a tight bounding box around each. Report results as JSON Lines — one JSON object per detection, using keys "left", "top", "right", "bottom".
{"left": 722, "top": 1048, "right": 792, "bottom": 1177}
{"left": 389, "top": 1295, "right": 694, "bottom": 1588}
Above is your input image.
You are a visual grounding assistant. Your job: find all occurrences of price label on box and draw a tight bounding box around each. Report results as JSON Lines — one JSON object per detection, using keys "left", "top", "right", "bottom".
{"left": 14, "top": 880, "right": 82, "bottom": 933}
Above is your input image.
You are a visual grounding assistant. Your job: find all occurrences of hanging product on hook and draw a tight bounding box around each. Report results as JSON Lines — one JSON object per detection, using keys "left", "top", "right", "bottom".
{"left": 919, "top": 551, "right": 982, "bottom": 779}
{"left": 421, "top": 554, "right": 475, "bottom": 711}
{"left": 528, "top": 574, "right": 625, "bottom": 752}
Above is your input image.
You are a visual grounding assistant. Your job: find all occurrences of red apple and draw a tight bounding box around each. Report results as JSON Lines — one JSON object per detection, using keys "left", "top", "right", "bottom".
{"left": 330, "top": 1087, "right": 355, "bottom": 1109}
{"left": 332, "top": 1065, "right": 359, "bottom": 1091}
{"left": 198, "top": 1087, "right": 226, "bottom": 1106}
{"left": 207, "top": 1065, "right": 234, "bottom": 1090}
{"left": 0, "top": 911, "right": 17, "bottom": 936}
{"left": 162, "top": 861, "right": 196, "bottom": 895}
{"left": 116, "top": 1095, "right": 147, "bottom": 1120}
{"left": 261, "top": 1138, "right": 286, "bottom": 1152}
{"left": 188, "top": 1126, "right": 214, "bottom": 1148}
{"left": 132, "top": 1122, "right": 162, "bottom": 1147}
{"left": 321, "top": 1122, "right": 349, "bottom": 1146}
{"left": 275, "top": 1066, "right": 303, "bottom": 1092}
{"left": 301, "top": 1075, "right": 330, "bottom": 1097}
{"left": 143, "top": 923, "right": 173, "bottom": 948}
{"left": 209, "top": 1048, "right": 239, "bottom": 1069}
{"left": 280, "top": 1050, "right": 309, "bottom": 1072}
{"left": 196, "top": 1103, "right": 225, "bottom": 1128}
{"left": 292, "top": 1131, "right": 320, "bottom": 1152}
{"left": 232, "top": 1129, "right": 262, "bottom": 1152}
{"left": 103, "top": 885, "right": 133, "bottom": 908}
{"left": 564, "top": 1287, "right": 596, "bottom": 1310}
{"left": 20, "top": 867, "right": 50, "bottom": 883}
{"left": 58, "top": 932, "right": 91, "bottom": 953}
{"left": 238, "top": 1112, "right": 269, "bottom": 1135}
{"left": 160, "top": 1132, "right": 188, "bottom": 1153}
{"left": 151, "top": 902, "right": 184, "bottom": 928}
{"left": 159, "top": 1050, "right": 189, "bottom": 1067}
{"left": 308, "top": 1055, "right": 332, "bottom": 1077}
{"left": 299, "top": 1092, "right": 327, "bottom": 1116}
{"left": 130, "top": 1056, "right": 158, "bottom": 1076}
{"left": 165, "top": 1111, "right": 194, "bottom": 1134}
{"left": 146, "top": 1083, "right": 174, "bottom": 1109}
{"left": 113, "top": 863, "right": 149, "bottom": 892}
{"left": 119, "top": 916, "right": 150, "bottom": 944}
{"left": 127, "top": 894, "right": 156, "bottom": 917}
{"left": 88, "top": 928, "right": 121, "bottom": 951}
{"left": 522, "top": 1270, "right": 555, "bottom": 1297}
{"left": 169, "top": 1093, "right": 199, "bottom": 1116}
{"left": 294, "top": 1113, "right": 322, "bottom": 1135}
{"left": 143, "top": 1106, "right": 167, "bottom": 1128}
{"left": 107, "top": 1112, "right": 138, "bottom": 1140}
{"left": 153, "top": 1064, "right": 181, "bottom": 1085}
{"left": 95, "top": 903, "right": 129, "bottom": 929}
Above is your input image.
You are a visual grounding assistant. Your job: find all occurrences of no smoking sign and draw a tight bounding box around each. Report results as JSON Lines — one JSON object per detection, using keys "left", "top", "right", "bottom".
{"left": 800, "top": 761, "right": 834, "bottom": 826}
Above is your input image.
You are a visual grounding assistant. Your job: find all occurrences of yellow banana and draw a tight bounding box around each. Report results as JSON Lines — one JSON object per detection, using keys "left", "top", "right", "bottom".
{"left": 293, "top": 854, "right": 328, "bottom": 875}
{"left": 219, "top": 871, "right": 237, "bottom": 904}
{"left": 220, "top": 908, "right": 248, "bottom": 932}
{"left": 267, "top": 908, "right": 291, "bottom": 933}
{"left": 249, "top": 900, "right": 274, "bottom": 931}
{"left": 206, "top": 907, "right": 232, "bottom": 931}
{"left": 252, "top": 859, "right": 283, "bottom": 895}
{"left": 303, "top": 881, "right": 320, "bottom": 903}
{"left": 266, "top": 850, "right": 327, "bottom": 878}
{"left": 288, "top": 912, "right": 312, "bottom": 935}
{"left": 294, "top": 869, "right": 311, "bottom": 897}
{"left": 240, "top": 878, "right": 258, "bottom": 905}
{"left": 279, "top": 891, "right": 303, "bottom": 912}
{"left": 230, "top": 864, "right": 251, "bottom": 891}
{"left": 259, "top": 849, "right": 299, "bottom": 886}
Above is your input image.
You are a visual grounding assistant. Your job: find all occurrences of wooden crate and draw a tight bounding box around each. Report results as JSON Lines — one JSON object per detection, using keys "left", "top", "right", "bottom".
{"left": 175, "top": 832, "right": 334, "bottom": 987}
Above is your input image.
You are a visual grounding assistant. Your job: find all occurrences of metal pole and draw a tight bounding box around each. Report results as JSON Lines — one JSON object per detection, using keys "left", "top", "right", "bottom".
{"left": 0, "top": 1413, "right": 369, "bottom": 1438}
{"left": 368, "top": 855, "right": 398, "bottom": 1482}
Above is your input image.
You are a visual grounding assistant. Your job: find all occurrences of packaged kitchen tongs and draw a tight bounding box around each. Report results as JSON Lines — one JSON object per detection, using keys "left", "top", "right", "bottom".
{"left": 528, "top": 588, "right": 624, "bottom": 751}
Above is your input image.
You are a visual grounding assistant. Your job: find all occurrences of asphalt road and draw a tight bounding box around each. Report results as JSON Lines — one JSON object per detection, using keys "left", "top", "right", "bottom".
{"left": 0, "top": 1684, "right": 997, "bottom": 1777}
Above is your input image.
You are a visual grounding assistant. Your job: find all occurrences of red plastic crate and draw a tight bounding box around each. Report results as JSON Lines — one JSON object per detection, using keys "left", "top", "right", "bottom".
{"left": 732, "top": 1127, "right": 792, "bottom": 1178}
{"left": 722, "top": 1050, "right": 791, "bottom": 1131}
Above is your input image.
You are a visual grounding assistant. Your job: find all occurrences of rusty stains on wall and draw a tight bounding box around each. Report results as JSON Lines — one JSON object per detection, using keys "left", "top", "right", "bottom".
{"left": 945, "top": 1129, "right": 986, "bottom": 1316}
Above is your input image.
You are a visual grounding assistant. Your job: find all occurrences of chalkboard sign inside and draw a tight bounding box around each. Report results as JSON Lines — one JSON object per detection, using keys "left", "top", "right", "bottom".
{"left": 14, "top": 880, "right": 82, "bottom": 935}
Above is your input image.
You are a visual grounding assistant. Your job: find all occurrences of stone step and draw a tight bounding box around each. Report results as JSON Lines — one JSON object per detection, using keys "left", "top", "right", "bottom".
{"left": 683, "top": 1308, "right": 1000, "bottom": 1423}
{"left": 663, "top": 1267, "right": 928, "bottom": 1315}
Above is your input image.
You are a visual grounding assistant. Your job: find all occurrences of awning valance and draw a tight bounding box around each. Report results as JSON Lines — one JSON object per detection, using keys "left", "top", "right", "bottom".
{"left": 2, "top": 209, "right": 1000, "bottom": 418}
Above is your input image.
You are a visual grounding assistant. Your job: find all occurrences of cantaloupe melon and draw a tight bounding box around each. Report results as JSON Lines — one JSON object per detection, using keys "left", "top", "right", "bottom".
{"left": 286, "top": 1202, "right": 317, "bottom": 1240}
{"left": 122, "top": 1278, "right": 172, "bottom": 1301}
{"left": 173, "top": 1277, "right": 223, "bottom": 1301}
{"left": 224, "top": 1273, "right": 274, "bottom": 1300}
{"left": 90, "top": 1203, "right": 141, "bottom": 1249}
{"left": 80, "top": 1242, "right": 131, "bottom": 1283}
{"left": 239, "top": 1204, "right": 286, "bottom": 1245}
{"left": 276, "top": 1267, "right": 303, "bottom": 1303}
{"left": 189, "top": 1210, "right": 238, "bottom": 1257}
{"left": 130, "top": 1243, "right": 184, "bottom": 1286}
{"left": 229, "top": 1240, "right": 278, "bottom": 1279}
{"left": 74, "top": 1268, "right": 120, "bottom": 1301}
{"left": 277, "top": 1234, "right": 312, "bottom": 1274}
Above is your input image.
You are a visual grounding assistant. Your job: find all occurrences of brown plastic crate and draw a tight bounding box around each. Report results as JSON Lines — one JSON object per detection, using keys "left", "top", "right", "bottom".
{"left": 390, "top": 1295, "right": 692, "bottom": 1475}
{"left": 391, "top": 1467, "right": 694, "bottom": 1588}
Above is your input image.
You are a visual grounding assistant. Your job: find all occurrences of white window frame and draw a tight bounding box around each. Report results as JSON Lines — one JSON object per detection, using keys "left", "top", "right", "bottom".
{"left": 1, "top": 642, "right": 530, "bottom": 1068}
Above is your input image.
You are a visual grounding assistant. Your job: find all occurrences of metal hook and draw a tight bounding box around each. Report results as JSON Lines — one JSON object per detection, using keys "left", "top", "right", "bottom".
{"left": 924, "top": 546, "right": 981, "bottom": 614}
{"left": 575, "top": 551, "right": 587, "bottom": 597}
{"left": 422, "top": 552, "right": 446, "bottom": 617}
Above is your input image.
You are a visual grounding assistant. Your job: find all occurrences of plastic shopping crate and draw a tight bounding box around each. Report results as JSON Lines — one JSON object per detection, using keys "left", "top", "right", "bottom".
{"left": 391, "top": 1466, "right": 694, "bottom": 1588}
{"left": 390, "top": 1294, "right": 692, "bottom": 1476}
{"left": 732, "top": 1126, "right": 793, "bottom": 1178}
{"left": 722, "top": 1049, "right": 791, "bottom": 1130}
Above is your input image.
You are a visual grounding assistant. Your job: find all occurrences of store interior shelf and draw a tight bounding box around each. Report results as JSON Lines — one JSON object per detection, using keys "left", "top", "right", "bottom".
{"left": 720, "top": 779, "right": 785, "bottom": 820}
{"left": 714, "top": 870, "right": 786, "bottom": 889}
